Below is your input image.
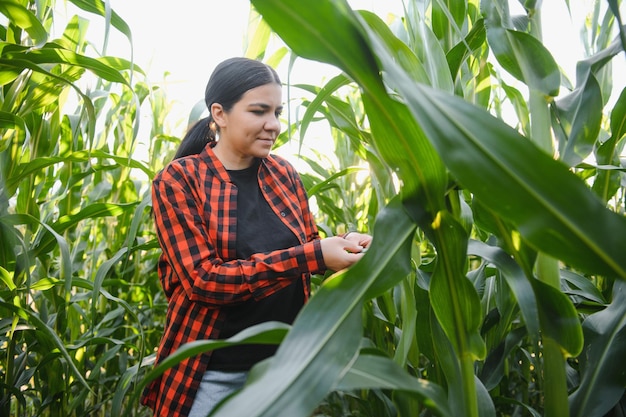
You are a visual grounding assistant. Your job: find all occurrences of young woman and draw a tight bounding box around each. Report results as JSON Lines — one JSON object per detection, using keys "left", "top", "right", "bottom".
{"left": 141, "top": 57, "right": 371, "bottom": 416}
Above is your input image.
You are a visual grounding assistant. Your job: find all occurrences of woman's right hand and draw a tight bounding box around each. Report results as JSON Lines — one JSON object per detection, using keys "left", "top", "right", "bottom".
{"left": 319, "top": 236, "right": 365, "bottom": 272}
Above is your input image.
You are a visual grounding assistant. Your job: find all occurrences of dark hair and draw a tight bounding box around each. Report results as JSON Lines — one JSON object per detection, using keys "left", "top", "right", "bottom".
{"left": 205, "top": 57, "right": 281, "bottom": 113}
{"left": 173, "top": 117, "right": 212, "bottom": 160}
{"left": 173, "top": 57, "right": 282, "bottom": 160}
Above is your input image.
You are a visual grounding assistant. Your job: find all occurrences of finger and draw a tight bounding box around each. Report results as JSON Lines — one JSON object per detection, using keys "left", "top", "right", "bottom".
{"left": 344, "top": 252, "right": 364, "bottom": 261}
{"left": 344, "top": 242, "right": 364, "bottom": 253}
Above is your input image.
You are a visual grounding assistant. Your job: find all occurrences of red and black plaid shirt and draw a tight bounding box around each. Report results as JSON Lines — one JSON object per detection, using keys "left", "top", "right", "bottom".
{"left": 141, "top": 144, "right": 325, "bottom": 416}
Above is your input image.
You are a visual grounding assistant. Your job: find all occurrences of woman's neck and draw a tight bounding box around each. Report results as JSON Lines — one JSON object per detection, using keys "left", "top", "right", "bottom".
{"left": 212, "top": 142, "right": 255, "bottom": 170}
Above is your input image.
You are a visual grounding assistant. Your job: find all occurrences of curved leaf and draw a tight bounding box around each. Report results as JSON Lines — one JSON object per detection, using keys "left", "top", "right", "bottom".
{"left": 0, "top": 57, "right": 97, "bottom": 139}
{"left": 429, "top": 212, "right": 485, "bottom": 361}
{"left": 250, "top": 0, "right": 383, "bottom": 95}
{"left": 214, "top": 306, "right": 363, "bottom": 417}
{"left": 253, "top": 0, "right": 448, "bottom": 204}
{"left": 68, "top": 0, "right": 133, "bottom": 44}
{"left": 0, "top": 265, "right": 15, "bottom": 290}
{"left": 0, "top": 110, "right": 26, "bottom": 152}
{"left": 480, "top": 327, "right": 527, "bottom": 390}
{"left": 609, "top": 87, "right": 626, "bottom": 147}
{"left": 359, "top": 11, "right": 431, "bottom": 85}
{"left": 0, "top": 0, "right": 47, "bottom": 46}
{"left": 244, "top": 8, "right": 272, "bottom": 60}
{"left": 32, "top": 202, "right": 137, "bottom": 258}
{"left": 552, "top": 71, "right": 603, "bottom": 166}
{"left": 132, "top": 321, "right": 291, "bottom": 410}
{"left": 481, "top": 1, "right": 560, "bottom": 96}
{"left": 569, "top": 280, "right": 626, "bottom": 417}
{"left": 4, "top": 46, "right": 129, "bottom": 84}
{"left": 446, "top": 18, "right": 487, "bottom": 80}
{"left": 467, "top": 240, "right": 539, "bottom": 338}
{"left": 432, "top": 0, "right": 466, "bottom": 44}
{"left": 8, "top": 150, "right": 153, "bottom": 192}
{"left": 296, "top": 81, "right": 364, "bottom": 142}
{"left": 530, "top": 279, "right": 583, "bottom": 357}
{"left": 91, "top": 247, "right": 129, "bottom": 328}
{"left": 296, "top": 74, "right": 352, "bottom": 140}
{"left": 401, "top": 13, "right": 455, "bottom": 92}
{"left": 337, "top": 353, "right": 452, "bottom": 417}
{"left": 306, "top": 167, "right": 364, "bottom": 197}
{"left": 1, "top": 213, "right": 72, "bottom": 291}
{"left": 592, "top": 87, "right": 626, "bottom": 200}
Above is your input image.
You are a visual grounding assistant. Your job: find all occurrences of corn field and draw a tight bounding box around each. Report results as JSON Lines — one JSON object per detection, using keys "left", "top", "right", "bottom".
{"left": 1, "top": 0, "right": 625, "bottom": 416}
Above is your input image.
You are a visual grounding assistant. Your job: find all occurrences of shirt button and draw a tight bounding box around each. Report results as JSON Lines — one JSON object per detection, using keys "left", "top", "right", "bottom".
{"left": 280, "top": 211, "right": 286, "bottom": 217}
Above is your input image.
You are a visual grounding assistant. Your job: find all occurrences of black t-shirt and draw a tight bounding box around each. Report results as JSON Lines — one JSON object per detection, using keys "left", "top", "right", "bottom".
{"left": 209, "top": 159, "right": 303, "bottom": 371}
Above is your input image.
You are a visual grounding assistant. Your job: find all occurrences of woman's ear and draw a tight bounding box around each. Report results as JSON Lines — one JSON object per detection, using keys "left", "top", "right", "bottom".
{"left": 211, "top": 103, "right": 226, "bottom": 129}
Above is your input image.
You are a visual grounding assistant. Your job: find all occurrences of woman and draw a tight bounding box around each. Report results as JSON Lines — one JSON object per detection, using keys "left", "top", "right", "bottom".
{"left": 141, "top": 57, "right": 371, "bottom": 416}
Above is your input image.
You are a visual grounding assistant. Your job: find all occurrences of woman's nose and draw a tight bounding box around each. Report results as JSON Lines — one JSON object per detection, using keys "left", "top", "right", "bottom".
{"left": 265, "top": 115, "right": 281, "bottom": 132}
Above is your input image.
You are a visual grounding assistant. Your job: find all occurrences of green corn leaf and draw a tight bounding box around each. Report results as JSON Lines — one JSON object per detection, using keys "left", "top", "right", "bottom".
{"left": 32, "top": 202, "right": 137, "bottom": 258}
{"left": 0, "top": 111, "right": 26, "bottom": 152}
{"left": 1, "top": 213, "right": 72, "bottom": 294}
{"left": 359, "top": 11, "right": 431, "bottom": 85}
{"left": 0, "top": 265, "right": 15, "bottom": 290}
{"left": 481, "top": 1, "right": 560, "bottom": 96}
{"left": 131, "top": 321, "right": 291, "bottom": 413}
{"left": 569, "top": 280, "right": 626, "bottom": 417}
{"left": 446, "top": 18, "right": 487, "bottom": 80}
{"left": 7, "top": 150, "right": 153, "bottom": 193}
{"left": 295, "top": 75, "right": 353, "bottom": 141}
{"left": 432, "top": 0, "right": 467, "bottom": 44}
{"left": 68, "top": 0, "right": 133, "bottom": 44}
{"left": 530, "top": 278, "right": 583, "bottom": 357}
{"left": 0, "top": 0, "right": 47, "bottom": 46}
{"left": 609, "top": 87, "right": 626, "bottom": 148}
{"left": 393, "top": 273, "right": 418, "bottom": 367}
{"left": 4, "top": 45, "right": 129, "bottom": 84}
{"left": 552, "top": 71, "right": 603, "bottom": 167}
{"left": 467, "top": 240, "right": 539, "bottom": 338}
{"left": 428, "top": 211, "right": 486, "bottom": 361}
{"left": 337, "top": 353, "right": 452, "bottom": 417}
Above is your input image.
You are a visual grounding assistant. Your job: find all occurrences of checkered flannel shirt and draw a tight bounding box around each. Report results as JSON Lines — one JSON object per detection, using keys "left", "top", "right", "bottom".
{"left": 141, "top": 144, "right": 325, "bottom": 416}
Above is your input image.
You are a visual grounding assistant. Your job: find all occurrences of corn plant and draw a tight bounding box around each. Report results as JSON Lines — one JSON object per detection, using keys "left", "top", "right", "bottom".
{"left": 0, "top": 1, "right": 169, "bottom": 415}
{"left": 187, "top": 0, "right": 626, "bottom": 416}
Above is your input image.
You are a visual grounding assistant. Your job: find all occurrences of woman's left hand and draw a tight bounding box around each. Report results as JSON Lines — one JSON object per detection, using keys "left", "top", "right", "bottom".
{"left": 344, "top": 232, "right": 372, "bottom": 252}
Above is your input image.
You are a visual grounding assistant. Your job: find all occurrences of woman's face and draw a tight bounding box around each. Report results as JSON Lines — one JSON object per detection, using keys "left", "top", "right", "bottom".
{"left": 212, "top": 83, "right": 283, "bottom": 170}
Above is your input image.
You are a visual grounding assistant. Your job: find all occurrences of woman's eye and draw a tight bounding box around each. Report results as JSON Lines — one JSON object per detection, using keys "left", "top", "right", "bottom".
{"left": 251, "top": 108, "right": 282, "bottom": 117}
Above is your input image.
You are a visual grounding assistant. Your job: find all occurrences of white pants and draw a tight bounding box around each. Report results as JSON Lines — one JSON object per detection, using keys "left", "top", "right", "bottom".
{"left": 187, "top": 370, "right": 248, "bottom": 417}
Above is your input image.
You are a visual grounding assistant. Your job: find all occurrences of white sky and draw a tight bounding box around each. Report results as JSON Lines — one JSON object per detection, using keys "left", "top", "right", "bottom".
{"left": 99, "top": 1, "right": 255, "bottom": 130}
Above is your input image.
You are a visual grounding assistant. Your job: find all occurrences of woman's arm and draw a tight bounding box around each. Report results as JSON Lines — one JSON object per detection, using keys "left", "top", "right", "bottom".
{"left": 151, "top": 165, "right": 325, "bottom": 306}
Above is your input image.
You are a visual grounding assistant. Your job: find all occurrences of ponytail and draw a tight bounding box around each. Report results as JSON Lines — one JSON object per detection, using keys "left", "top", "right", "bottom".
{"left": 173, "top": 116, "right": 216, "bottom": 160}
